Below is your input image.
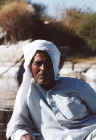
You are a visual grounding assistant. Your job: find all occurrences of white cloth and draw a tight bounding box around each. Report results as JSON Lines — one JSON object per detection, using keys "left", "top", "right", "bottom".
{"left": 6, "top": 40, "right": 61, "bottom": 140}
{"left": 86, "top": 129, "right": 96, "bottom": 140}
{"left": 23, "top": 39, "right": 61, "bottom": 80}
{"left": 6, "top": 77, "right": 96, "bottom": 140}
{"left": 6, "top": 40, "right": 96, "bottom": 140}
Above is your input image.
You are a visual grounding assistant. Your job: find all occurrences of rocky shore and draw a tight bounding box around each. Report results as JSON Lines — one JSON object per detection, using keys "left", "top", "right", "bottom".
{"left": 60, "top": 60, "right": 96, "bottom": 90}
{"left": 0, "top": 42, "right": 96, "bottom": 139}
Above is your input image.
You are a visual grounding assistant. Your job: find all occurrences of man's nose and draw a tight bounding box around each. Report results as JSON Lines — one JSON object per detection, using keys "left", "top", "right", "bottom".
{"left": 40, "top": 64, "right": 45, "bottom": 70}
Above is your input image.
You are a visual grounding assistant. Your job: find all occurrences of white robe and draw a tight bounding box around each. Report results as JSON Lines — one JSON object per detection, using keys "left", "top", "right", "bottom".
{"left": 6, "top": 77, "right": 96, "bottom": 140}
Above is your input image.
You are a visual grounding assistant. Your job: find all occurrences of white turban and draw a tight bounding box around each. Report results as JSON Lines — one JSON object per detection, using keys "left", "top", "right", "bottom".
{"left": 23, "top": 39, "right": 61, "bottom": 80}
{"left": 17, "top": 39, "right": 61, "bottom": 100}
{"left": 6, "top": 40, "right": 61, "bottom": 139}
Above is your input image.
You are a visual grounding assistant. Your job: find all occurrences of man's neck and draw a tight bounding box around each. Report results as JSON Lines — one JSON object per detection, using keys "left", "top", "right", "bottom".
{"left": 41, "top": 80, "right": 56, "bottom": 91}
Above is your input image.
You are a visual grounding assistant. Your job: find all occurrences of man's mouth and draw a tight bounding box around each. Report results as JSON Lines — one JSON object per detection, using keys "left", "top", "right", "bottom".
{"left": 39, "top": 74, "right": 47, "bottom": 78}
{"left": 38, "top": 73, "right": 48, "bottom": 80}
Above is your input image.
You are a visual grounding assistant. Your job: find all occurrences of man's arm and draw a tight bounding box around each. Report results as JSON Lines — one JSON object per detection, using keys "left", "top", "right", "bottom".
{"left": 6, "top": 84, "right": 38, "bottom": 140}
{"left": 79, "top": 79, "right": 96, "bottom": 113}
{"left": 20, "top": 134, "right": 33, "bottom": 140}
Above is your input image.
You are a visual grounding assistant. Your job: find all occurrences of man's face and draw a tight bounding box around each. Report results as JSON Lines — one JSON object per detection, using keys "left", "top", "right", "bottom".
{"left": 30, "top": 51, "right": 55, "bottom": 90}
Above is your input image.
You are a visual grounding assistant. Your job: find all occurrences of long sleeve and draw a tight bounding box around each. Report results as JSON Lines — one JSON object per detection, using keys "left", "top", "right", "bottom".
{"left": 58, "top": 77, "right": 96, "bottom": 114}
{"left": 6, "top": 83, "right": 37, "bottom": 140}
{"left": 78, "top": 79, "right": 96, "bottom": 113}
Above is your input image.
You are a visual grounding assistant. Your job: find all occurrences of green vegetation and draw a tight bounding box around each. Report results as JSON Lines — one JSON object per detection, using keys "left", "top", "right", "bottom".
{"left": 0, "top": 0, "right": 17, "bottom": 8}
{"left": 60, "top": 8, "right": 96, "bottom": 54}
{"left": 0, "top": 1, "right": 45, "bottom": 43}
{"left": 77, "top": 14, "right": 96, "bottom": 52}
{"left": 0, "top": 1, "right": 96, "bottom": 58}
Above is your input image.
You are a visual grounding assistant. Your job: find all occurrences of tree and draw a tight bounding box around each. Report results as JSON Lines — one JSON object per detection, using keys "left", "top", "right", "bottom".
{"left": 60, "top": 8, "right": 96, "bottom": 53}
{"left": 0, "top": 0, "right": 27, "bottom": 8}
{"left": 78, "top": 13, "right": 96, "bottom": 51}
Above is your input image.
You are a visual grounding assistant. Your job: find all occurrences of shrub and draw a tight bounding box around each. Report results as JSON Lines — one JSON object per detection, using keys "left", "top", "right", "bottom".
{"left": 0, "top": 1, "right": 45, "bottom": 43}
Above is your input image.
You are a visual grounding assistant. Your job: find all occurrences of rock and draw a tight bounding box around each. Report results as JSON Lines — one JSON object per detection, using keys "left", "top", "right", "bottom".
{"left": 0, "top": 41, "right": 29, "bottom": 109}
{"left": 59, "top": 61, "right": 73, "bottom": 76}
{"left": 74, "top": 62, "right": 91, "bottom": 72}
{"left": 83, "top": 65, "right": 96, "bottom": 81}
{"left": 0, "top": 44, "right": 23, "bottom": 63}
{"left": 0, "top": 41, "right": 96, "bottom": 140}
{"left": 0, "top": 41, "right": 29, "bottom": 140}
{"left": 0, "top": 42, "right": 96, "bottom": 109}
{"left": 81, "top": 65, "right": 96, "bottom": 90}
{"left": 60, "top": 61, "right": 96, "bottom": 91}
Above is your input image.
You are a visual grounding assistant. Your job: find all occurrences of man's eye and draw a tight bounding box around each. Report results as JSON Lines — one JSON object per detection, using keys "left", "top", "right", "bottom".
{"left": 33, "top": 61, "right": 51, "bottom": 68}
{"left": 45, "top": 63, "right": 49, "bottom": 68}
{"left": 34, "top": 62, "right": 41, "bottom": 66}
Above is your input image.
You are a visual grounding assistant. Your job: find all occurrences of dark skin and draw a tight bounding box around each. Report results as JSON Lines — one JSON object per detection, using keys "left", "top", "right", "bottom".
{"left": 20, "top": 135, "right": 33, "bottom": 140}
{"left": 20, "top": 51, "right": 56, "bottom": 140}
{"left": 30, "top": 51, "right": 56, "bottom": 90}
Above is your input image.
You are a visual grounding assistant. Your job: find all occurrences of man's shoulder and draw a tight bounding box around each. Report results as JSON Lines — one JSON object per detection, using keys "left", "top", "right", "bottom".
{"left": 56, "top": 76, "right": 89, "bottom": 90}
{"left": 58, "top": 76, "right": 83, "bottom": 83}
{"left": 57, "top": 76, "right": 95, "bottom": 93}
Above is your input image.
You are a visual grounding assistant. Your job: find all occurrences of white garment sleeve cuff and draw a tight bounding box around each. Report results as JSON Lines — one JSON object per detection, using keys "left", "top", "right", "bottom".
{"left": 11, "top": 129, "right": 29, "bottom": 140}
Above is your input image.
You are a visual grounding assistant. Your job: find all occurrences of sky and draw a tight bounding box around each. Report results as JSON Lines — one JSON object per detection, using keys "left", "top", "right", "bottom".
{"left": 28, "top": 0, "right": 96, "bottom": 17}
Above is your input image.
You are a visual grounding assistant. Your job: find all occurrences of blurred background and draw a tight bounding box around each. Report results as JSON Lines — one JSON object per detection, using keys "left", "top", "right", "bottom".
{"left": 1, "top": 0, "right": 96, "bottom": 57}
{"left": 0, "top": 0, "right": 96, "bottom": 139}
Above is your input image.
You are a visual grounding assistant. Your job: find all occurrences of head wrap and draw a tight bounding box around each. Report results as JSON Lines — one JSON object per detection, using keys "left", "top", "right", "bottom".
{"left": 18, "top": 39, "right": 61, "bottom": 99}
{"left": 6, "top": 40, "right": 61, "bottom": 138}
{"left": 23, "top": 39, "right": 61, "bottom": 80}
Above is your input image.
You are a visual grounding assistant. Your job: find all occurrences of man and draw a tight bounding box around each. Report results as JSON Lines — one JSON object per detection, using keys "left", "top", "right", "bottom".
{"left": 6, "top": 40, "right": 96, "bottom": 140}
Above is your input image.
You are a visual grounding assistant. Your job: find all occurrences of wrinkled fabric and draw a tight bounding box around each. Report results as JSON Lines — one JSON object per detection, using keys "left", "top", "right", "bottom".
{"left": 6, "top": 40, "right": 61, "bottom": 140}
{"left": 6, "top": 40, "right": 96, "bottom": 140}
{"left": 23, "top": 39, "right": 61, "bottom": 80}
{"left": 86, "top": 129, "right": 96, "bottom": 140}
{"left": 6, "top": 77, "right": 96, "bottom": 140}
